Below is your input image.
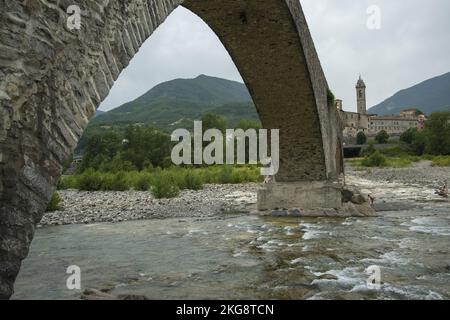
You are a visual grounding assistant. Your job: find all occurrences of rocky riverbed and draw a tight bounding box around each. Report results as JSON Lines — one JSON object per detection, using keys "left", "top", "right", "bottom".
{"left": 351, "top": 162, "right": 450, "bottom": 188}
{"left": 40, "top": 184, "right": 259, "bottom": 226}
{"left": 40, "top": 163, "right": 449, "bottom": 227}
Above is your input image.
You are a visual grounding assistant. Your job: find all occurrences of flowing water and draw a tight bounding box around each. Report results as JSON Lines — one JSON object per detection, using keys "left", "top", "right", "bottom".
{"left": 13, "top": 200, "right": 450, "bottom": 300}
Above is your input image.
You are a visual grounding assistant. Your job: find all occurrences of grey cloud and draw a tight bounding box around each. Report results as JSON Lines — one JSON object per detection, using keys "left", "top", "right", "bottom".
{"left": 99, "top": 1, "right": 450, "bottom": 113}
{"left": 302, "top": 0, "right": 450, "bottom": 111}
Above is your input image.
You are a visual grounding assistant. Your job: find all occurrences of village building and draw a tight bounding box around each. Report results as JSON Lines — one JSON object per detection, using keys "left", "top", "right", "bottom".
{"left": 336, "top": 76, "right": 425, "bottom": 142}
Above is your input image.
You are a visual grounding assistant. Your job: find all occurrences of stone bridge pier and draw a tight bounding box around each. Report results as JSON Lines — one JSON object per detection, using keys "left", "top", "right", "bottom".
{"left": 0, "top": 0, "right": 346, "bottom": 299}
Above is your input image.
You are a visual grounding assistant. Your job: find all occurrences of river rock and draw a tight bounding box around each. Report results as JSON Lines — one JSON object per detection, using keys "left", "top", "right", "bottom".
{"left": 341, "top": 189, "right": 354, "bottom": 203}
{"left": 351, "top": 194, "right": 367, "bottom": 205}
{"left": 81, "top": 288, "right": 149, "bottom": 300}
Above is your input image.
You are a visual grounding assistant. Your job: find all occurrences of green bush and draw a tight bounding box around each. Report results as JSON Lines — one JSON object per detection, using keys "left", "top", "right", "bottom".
{"left": 78, "top": 169, "right": 103, "bottom": 191}
{"left": 218, "top": 166, "right": 234, "bottom": 184}
{"left": 132, "top": 172, "right": 152, "bottom": 191}
{"left": 375, "top": 130, "right": 389, "bottom": 144}
{"left": 231, "top": 168, "right": 246, "bottom": 184}
{"left": 249, "top": 167, "right": 264, "bottom": 183}
{"left": 421, "top": 154, "right": 434, "bottom": 161}
{"left": 198, "top": 167, "right": 215, "bottom": 184}
{"left": 101, "top": 171, "right": 129, "bottom": 191}
{"left": 58, "top": 165, "right": 264, "bottom": 195}
{"left": 58, "top": 175, "right": 79, "bottom": 190}
{"left": 151, "top": 172, "right": 180, "bottom": 199}
{"left": 400, "top": 128, "right": 417, "bottom": 144}
{"left": 407, "top": 155, "right": 421, "bottom": 163}
{"left": 381, "top": 145, "right": 408, "bottom": 157}
{"left": 361, "top": 142, "right": 376, "bottom": 157}
{"left": 184, "top": 170, "right": 204, "bottom": 190}
{"left": 46, "top": 192, "right": 63, "bottom": 212}
{"left": 99, "top": 156, "right": 136, "bottom": 173}
{"left": 361, "top": 150, "right": 387, "bottom": 167}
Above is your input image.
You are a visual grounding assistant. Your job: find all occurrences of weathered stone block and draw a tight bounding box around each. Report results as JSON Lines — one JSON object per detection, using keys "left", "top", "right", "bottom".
{"left": 257, "top": 181, "right": 343, "bottom": 212}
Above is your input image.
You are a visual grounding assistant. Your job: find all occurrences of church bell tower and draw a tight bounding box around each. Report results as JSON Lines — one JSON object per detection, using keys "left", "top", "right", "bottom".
{"left": 356, "top": 75, "right": 367, "bottom": 114}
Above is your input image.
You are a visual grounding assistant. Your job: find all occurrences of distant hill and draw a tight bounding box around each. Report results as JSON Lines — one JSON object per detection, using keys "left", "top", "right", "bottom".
{"left": 368, "top": 72, "right": 450, "bottom": 116}
{"left": 92, "top": 74, "right": 257, "bottom": 128}
{"left": 94, "top": 110, "right": 105, "bottom": 117}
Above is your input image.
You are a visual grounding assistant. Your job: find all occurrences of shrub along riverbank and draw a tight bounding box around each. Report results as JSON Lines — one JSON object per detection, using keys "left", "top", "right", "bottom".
{"left": 58, "top": 165, "right": 264, "bottom": 199}
{"left": 347, "top": 154, "right": 450, "bottom": 169}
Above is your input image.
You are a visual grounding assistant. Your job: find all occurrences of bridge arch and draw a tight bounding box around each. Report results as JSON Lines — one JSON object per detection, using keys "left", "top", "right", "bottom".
{"left": 0, "top": 0, "right": 342, "bottom": 299}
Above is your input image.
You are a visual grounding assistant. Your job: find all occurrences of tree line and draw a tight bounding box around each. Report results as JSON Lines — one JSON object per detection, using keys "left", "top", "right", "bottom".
{"left": 355, "top": 112, "right": 450, "bottom": 156}
{"left": 75, "top": 113, "right": 262, "bottom": 174}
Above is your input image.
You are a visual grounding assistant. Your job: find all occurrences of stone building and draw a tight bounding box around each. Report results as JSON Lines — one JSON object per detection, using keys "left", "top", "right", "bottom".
{"left": 336, "top": 76, "right": 424, "bottom": 142}
{"left": 367, "top": 116, "right": 419, "bottom": 136}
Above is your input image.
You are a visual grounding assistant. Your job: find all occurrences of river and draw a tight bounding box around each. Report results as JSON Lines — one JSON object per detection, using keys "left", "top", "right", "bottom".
{"left": 13, "top": 192, "right": 450, "bottom": 300}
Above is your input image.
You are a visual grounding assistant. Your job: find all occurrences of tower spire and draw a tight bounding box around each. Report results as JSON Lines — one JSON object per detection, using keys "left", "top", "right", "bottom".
{"left": 356, "top": 75, "right": 367, "bottom": 114}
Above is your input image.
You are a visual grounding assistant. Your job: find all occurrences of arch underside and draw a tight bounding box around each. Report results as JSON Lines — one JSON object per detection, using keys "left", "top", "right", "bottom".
{"left": 0, "top": 0, "right": 341, "bottom": 299}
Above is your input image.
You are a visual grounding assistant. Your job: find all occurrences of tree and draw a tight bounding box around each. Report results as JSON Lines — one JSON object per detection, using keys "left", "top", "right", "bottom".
{"left": 201, "top": 113, "right": 227, "bottom": 134}
{"left": 424, "top": 112, "right": 450, "bottom": 155}
{"left": 235, "top": 119, "right": 262, "bottom": 131}
{"left": 78, "top": 132, "right": 121, "bottom": 172}
{"left": 79, "top": 125, "right": 173, "bottom": 172}
{"left": 356, "top": 131, "right": 367, "bottom": 145}
{"left": 123, "top": 125, "right": 172, "bottom": 169}
{"left": 375, "top": 130, "right": 389, "bottom": 144}
{"left": 400, "top": 127, "right": 417, "bottom": 144}
{"left": 411, "top": 130, "right": 426, "bottom": 156}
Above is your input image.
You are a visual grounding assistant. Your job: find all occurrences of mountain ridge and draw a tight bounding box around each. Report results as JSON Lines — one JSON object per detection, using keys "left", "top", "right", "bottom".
{"left": 368, "top": 72, "right": 450, "bottom": 116}
{"left": 92, "top": 74, "right": 256, "bottom": 128}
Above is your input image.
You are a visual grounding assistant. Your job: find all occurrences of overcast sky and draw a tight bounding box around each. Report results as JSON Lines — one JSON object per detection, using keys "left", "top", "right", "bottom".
{"left": 99, "top": 0, "right": 450, "bottom": 112}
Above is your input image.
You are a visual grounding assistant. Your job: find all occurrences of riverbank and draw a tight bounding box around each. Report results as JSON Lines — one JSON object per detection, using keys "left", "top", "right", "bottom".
{"left": 348, "top": 161, "right": 449, "bottom": 188}
{"left": 40, "top": 163, "right": 449, "bottom": 227}
{"left": 345, "top": 162, "right": 449, "bottom": 212}
{"left": 40, "top": 184, "right": 259, "bottom": 226}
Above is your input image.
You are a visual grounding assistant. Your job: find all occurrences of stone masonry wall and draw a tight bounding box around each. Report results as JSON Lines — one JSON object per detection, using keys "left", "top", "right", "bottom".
{"left": 0, "top": 0, "right": 182, "bottom": 299}
{"left": 0, "top": 0, "right": 341, "bottom": 299}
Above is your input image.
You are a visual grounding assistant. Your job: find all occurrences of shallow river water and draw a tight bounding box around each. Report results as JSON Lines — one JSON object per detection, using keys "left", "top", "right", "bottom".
{"left": 13, "top": 200, "right": 450, "bottom": 300}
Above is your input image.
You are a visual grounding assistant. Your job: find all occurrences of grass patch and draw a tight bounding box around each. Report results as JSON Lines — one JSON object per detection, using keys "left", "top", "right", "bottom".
{"left": 349, "top": 152, "right": 412, "bottom": 168}
{"left": 385, "top": 158, "right": 413, "bottom": 168}
{"left": 432, "top": 156, "right": 450, "bottom": 167}
{"left": 347, "top": 154, "right": 450, "bottom": 169}
{"left": 379, "top": 145, "right": 408, "bottom": 157}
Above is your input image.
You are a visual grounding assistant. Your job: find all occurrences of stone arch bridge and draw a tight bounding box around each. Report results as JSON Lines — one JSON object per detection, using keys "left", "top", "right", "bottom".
{"left": 0, "top": 0, "right": 344, "bottom": 299}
